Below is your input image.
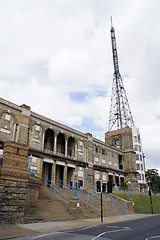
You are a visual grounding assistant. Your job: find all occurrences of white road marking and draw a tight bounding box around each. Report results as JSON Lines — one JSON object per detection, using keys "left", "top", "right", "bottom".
{"left": 31, "top": 232, "right": 61, "bottom": 239}
{"left": 146, "top": 236, "right": 160, "bottom": 240}
{"left": 91, "top": 231, "right": 106, "bottom": 240}
{"left": 91, "top": 226, "right": 131, "bottom": 240}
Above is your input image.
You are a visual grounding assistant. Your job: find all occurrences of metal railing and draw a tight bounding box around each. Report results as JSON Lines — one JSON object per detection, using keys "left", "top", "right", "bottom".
{"left": 43, "top": 148, "right": 75, "bottom": 159}
{"left": 45, "top": 178, "right": 68, "bottom": 210}
{"left": 44, "top": 179, "right": 128, "bottom": 215}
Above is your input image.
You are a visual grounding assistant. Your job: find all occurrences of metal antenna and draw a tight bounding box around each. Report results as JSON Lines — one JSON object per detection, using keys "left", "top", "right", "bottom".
{"left": 108, "top": 20, "right": 134, "bottom": 131}
{"left": 110, "top": 16, "right": 113, "bottom": 28}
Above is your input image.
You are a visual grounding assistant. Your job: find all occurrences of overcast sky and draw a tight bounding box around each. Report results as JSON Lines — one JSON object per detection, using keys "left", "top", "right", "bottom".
{"left": 0, "top": 0, "right": 160, "bottom": 173}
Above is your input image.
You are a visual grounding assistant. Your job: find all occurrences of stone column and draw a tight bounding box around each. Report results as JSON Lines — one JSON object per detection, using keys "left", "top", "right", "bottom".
{"left": 39, "top": 158, "right": 43, "bottom": 179}
{"left": 88, "top": 163, "right": 94, "bottom": 186}
{"left": 41, "top": 132, "right": 45, "bottom": 151}
{"left": 75, "top": 144, "right": 78, "bottom": 159}
{"left": 16, "top": 105, "right": 30, "bottom": 145}
{"left": 63, "top": 164, "right": 67, "bottom": 186}
{"left": 119, "top": 175, "right": 121, "bottom": 186}
{"left": 65, "top": 139, "right": 68, "bottom": 157}
{"left": 54, "top": 134, "right": 57, "bottom": 154}
{"left": 51, "top": 161, "right": 56, "bottom": 184}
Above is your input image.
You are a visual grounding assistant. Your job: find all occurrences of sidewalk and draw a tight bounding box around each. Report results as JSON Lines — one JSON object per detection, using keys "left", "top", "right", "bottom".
{"left": 0, "top": 214, "right": 154, "bottom": 240}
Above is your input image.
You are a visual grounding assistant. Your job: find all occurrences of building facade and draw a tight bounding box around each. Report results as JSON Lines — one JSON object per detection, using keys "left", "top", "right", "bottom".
{"left": 131, "top": 126, "right": 146, "bottom": 186}
{"left": 105, "top": 126, "right": 146, "bottom": 188}
{"left": 0, "top": 97, "right": 140, "bottom": 190}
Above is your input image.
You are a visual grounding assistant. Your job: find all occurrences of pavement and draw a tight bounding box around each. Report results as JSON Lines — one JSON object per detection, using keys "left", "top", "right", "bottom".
{"left": 0, "top": 214, "right": 154, "bottom": 240}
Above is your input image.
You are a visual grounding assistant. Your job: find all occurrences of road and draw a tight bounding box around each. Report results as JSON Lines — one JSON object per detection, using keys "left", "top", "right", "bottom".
{"left": 11, "top": 215, "right": 160, "bottom": 240}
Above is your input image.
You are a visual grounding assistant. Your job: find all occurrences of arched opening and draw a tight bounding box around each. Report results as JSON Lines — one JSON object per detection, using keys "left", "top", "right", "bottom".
{"left": 118, "top": 155, "right": 123, "bottom": 170}
{"left": 44, "top": 128, "right": 54, "bottom": 152}
{"left": 68, "top": 137, "right": 75, "bottom": 157}
{"left": 57, "top": 133, "right": 65, "bottom": 155}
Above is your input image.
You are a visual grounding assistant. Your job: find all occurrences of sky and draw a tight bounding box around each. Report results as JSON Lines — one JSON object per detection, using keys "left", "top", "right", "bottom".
{"left": 0, "top": 0, "right": 160, "bottom": 173}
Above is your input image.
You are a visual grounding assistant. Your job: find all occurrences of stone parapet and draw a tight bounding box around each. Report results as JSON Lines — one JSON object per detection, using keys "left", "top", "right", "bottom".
{"left": 25, "top": 176, "right": 42, "bottom": 207}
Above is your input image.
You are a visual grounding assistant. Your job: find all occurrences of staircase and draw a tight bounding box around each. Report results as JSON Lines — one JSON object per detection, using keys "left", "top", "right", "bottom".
{"left": 24, "top": 184, "right": 128, "bottom": 223}
{"left": 24, "top": 187, "right": 75, "bottom": 223}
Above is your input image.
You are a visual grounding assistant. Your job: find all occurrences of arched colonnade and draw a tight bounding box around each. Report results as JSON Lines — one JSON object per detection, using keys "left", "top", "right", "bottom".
{"left": 44, "top": 128, "right": 78, "bottom": 159}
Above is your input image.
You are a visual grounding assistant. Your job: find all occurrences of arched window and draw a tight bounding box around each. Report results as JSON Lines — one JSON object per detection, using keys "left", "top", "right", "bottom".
{"left": 57, "top": 133, "right": 65, "bottom": 155}
{"left": 68, "top": 137, "right": 75, "bottom": 157}
{"left": 44, "top": 129, "right": 54, "bottom": 152}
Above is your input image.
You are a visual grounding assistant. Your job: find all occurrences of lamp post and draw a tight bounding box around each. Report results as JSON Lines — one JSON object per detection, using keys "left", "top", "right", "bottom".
{"left": 148, "top": 179, "right": 153, "bottom": 214}
{"left": 73, "top": 169, "right": 78, "bottom": 199}
{"left": 86, "top": 167, "right": 88, "bottom": 183}
{"left": 134, "top": 177, "right": 137, "bottom": 190}
{"left": 0, "top": 154, "right": 2, "bottom": 165}
{"left": 128, "top": 180, "right": 132, "bottom": 201}
{"left": 114, "top": 173, "right": 117, "bottom": 187}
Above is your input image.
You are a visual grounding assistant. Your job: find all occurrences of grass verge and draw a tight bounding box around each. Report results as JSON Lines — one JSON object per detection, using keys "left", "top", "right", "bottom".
{"left": 113, "top": 193, "right": 160, "bottom": 214}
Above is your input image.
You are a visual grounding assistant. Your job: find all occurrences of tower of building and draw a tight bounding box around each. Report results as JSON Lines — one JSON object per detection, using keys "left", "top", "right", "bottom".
{"left": 106, "top": 18, "right": 146, "bottom": 187}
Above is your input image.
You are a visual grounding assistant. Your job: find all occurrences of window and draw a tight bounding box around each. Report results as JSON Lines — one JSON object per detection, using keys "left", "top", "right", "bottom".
{"left": 142, "top": 174, "right": 144, "bottom": 181}
{"left": 141, "top": 164, "right": 143, "bottom": 171}
{"left": 134, "top": 136, "right": 137, "bottom": 142}
{"left": 118, "top": 155, "right": 123, "bottom": 170}
{"left": 138, "top": 135, "right": 141, "bottom": 143}
{"left": 115, "top": 139, "right": 119, "bottom": 145}
{"left": 135, "top": 145, "right": 138, "bottom": 151}
{"left": 136, "top": 164, "right": 140, "bottom": 170}
{"left": 136, "top": 154, "right": 139, "bottom": 160}
{"left": 138, "top": 174, "right": 141, "bottom": 180}
{"left": 95, "top": 146, "right": 99, "bottom": 152}
{"left": 139, "top": 155, "right": 142, "bottom": 161}
{"left": 139, "top": 146, "right": 141, "bottom": 152}
{"left": 102, "top": 148, "right": 105, "bottom": 155}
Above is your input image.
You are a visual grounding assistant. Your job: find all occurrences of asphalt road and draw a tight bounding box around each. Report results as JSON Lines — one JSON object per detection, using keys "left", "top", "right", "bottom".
{"left": 11, "top": 215, "right": 160, "bottom": 240}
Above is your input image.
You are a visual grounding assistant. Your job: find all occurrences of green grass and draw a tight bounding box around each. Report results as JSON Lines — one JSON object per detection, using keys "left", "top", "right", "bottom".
{"left": 113, "top": 193, "right": 160, "bottom": 214}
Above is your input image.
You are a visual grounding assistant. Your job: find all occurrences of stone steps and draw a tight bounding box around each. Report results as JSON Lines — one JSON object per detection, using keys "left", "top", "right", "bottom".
{"left": 24, "top": 186, "right": 127, "bottom": 223}
{"left": 24, "top": 187, "right": 75, "bottom": 223}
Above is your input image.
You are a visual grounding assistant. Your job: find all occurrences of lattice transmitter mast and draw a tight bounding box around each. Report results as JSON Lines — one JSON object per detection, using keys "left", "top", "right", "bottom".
{"left": 108, "top": 17, "right": 134, "bottom": 131}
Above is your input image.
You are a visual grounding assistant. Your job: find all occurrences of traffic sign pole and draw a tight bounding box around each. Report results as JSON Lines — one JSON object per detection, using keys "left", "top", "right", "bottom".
{"left": 100, "top": 192, "right": 103, "bottom": 222}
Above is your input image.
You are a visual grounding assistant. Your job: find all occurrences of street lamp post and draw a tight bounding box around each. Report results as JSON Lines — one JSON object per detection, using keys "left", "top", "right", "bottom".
{"left": 86, "top": 167, "right": 88, "bottom": 183}
{"left": 73, "top": 169, "right": 78, "bottom": 199}
{"left": 114, "top": 173, "right": 117, "bottom": 187}
{"left": 0, "top": 154, "right": 2, "bottom": 165}
{"left": 148, "top": 179, "right": 153, "bottom": 214}
{"left": 128, "top": 180, "right": 132, "bottom": 201}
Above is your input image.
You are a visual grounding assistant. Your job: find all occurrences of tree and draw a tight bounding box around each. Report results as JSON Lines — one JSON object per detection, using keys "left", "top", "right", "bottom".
{"left": 121, "top": 182, "right": 128, "bottom": 199}
{"left": 121, "top": 182, "right": 128, "bottom": 191}
{"left": 146, "top": 169, "right": 160, "bottom": 194}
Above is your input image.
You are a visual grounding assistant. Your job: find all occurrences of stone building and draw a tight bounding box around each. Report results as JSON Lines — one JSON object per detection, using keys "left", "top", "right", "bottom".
{"left": 0, "top": 97, "right": 138, "bottom": 191}
{"left": 105, "top": 126, "right": 146, "bottom": 188}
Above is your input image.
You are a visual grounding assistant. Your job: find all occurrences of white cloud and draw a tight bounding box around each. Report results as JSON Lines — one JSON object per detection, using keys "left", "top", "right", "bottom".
{"left": 0, "top": 0, "right": 160, "bottom": 171}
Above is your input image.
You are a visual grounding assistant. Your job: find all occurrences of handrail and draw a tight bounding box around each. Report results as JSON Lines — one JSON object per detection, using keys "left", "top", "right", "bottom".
{"left": 78, "top": 188, "right": 116, "bottom": 214}
{"left": 44, "top": 179, "right": 127, "bottom": 215}
{"left": 86, "top": 187, "right": 127, "bottom": 215}
{"left": 45, "top": 178, "right": 68, "bottom": 209}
